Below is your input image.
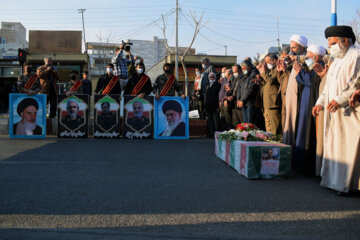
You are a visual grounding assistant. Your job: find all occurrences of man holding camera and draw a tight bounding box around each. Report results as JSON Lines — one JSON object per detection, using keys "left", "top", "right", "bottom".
{"left": 112, "top": 41, "right": 143, "bottom": 92}
{"left": 37, "top": 57, "right": 59, "bottom": 118}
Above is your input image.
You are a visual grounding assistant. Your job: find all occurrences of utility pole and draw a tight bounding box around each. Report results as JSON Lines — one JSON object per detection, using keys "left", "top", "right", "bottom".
{"left": 331, "top": 0, "right": 337, "bottom": 26}
{"left": 175, "top": 0, "right": 179, "bottom": 81}
{"left": 224, "top": 45, "right": 227, "bottom": 56}
{"left": 276, "top": 16, "right": 281, "bottom": 51}
{"left": 78, "top": 8, "right": 87, "bottom": 53}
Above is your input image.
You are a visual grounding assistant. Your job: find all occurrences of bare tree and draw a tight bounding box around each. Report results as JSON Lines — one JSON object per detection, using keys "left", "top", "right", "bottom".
{"left": 161, "top": 11, "right": 205, "bottom": 96}
{"left": 348, "top": 9, "right": 360, "bottom": 45}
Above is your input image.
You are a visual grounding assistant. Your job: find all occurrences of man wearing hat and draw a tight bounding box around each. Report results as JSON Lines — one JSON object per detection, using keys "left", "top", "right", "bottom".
{"left": 282, "top": 34, "right": 308, "bottom": 146}
{"left": 13, "top": 98, "right": 42, "bottom": 135}
{"left": 160, "top": 100, "right": 185, "bottom": 136}
{"left": 293, "top": 44, "right": 326, "bottom": 175}
{"left": 312, "top": 25, "right": 360, "bottom": 194}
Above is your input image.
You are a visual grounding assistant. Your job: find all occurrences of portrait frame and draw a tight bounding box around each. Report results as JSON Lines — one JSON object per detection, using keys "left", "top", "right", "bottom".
{"left": 123, "top": 95, "right": 154, "bottom": 139}
{"left": 260, "top": 147, "right": 281, "bottom": 175}
{"left": 94, "top": 94, "right": 121, "bottom": 139}
{"left": 57, "top": 94, "right": 89, "bottom": 138}
{"left": 154, "top": 96, "right": 189, "bottom": 140}
{"left": 9, "top": 93, "right": 47, "bottom": 139}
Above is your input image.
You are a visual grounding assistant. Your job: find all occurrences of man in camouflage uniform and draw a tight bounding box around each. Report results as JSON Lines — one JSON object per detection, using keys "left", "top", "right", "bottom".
{"left": 17, "top": 63, "right": 40, "bottom": 95}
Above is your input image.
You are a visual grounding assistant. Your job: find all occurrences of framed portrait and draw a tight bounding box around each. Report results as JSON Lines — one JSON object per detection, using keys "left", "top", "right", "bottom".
{"left": 123, "top": 96, "right": 154, "bottom": 139}
{"left": 94, "top": 94, "right": 121, "bottom": 139}
{"left": 261, "top": 147, "right": 281, "bottom": 175}
{"left": 57, "top": 94, "right": 89, "bottom": 138}
{"left": 9, "top": 93, "right": 46, "bottom": 138}
{"left": 154, "top": 97, "right": 189, "bottom": 139}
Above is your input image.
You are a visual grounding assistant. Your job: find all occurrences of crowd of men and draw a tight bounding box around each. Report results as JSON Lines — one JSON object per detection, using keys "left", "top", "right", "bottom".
{"left": 15, "top": 25, "right": 360, "bottom": 195}
{"left": 191, "top": 25, "right": 360, "bottom": 196}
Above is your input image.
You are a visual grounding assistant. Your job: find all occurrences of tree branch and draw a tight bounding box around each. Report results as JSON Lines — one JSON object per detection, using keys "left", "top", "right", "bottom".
{"left": 161, "top": 15, "right": 175, "bottom": 54}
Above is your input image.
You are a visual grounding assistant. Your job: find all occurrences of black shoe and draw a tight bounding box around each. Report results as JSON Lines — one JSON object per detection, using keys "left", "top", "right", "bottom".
{"left": 336, "top": 191, "right": 350, "bottom": 197}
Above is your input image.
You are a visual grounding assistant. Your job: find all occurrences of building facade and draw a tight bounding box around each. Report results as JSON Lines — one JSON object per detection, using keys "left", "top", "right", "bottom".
{"left": 0, "top": 22, "right": 28, "bottom": 113}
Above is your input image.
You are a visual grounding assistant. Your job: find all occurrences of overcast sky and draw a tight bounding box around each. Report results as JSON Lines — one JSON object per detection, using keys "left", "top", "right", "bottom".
{"left": 1, "top": 0, "right": 359, "bottom": 62}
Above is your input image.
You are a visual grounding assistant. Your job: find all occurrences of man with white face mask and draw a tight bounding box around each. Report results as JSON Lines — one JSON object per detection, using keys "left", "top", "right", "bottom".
{"left": 259, "top": 53, "right": 281, "bottom": 135}
{"left": 312, "top": 25, "right": 360, "bottom": 195}
{"left": 292, "top": 44, "right": 326, "bottom": 175}
{"left": 124, "top": 62, "right": 152, "bottom": 97}
{"left": 282, "top": 34, "right": 308, "bottom": 146}
{"left": 95, "top": 63, "right": 121, "bottom": 95}
{"left": 204, "top": 72, "right": 221, "bottom": 137}
{"left": 197, "top": 58, "right": 216, "bottom": 119}
{"left": 13, "top": 98, "right": 42, "bottom": 135}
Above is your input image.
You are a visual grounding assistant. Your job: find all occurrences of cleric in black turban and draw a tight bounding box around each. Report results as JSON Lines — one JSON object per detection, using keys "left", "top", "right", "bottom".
{"left": 325, "top": 25, "right": 356, "bottom": 44}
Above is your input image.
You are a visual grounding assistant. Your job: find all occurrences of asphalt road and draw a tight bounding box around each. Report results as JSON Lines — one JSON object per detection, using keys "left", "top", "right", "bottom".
{"left": 0, "top": 136, "right": 359, "bottom": 240}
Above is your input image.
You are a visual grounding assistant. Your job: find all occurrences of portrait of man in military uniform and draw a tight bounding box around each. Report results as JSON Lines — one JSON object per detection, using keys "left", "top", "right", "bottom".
{"left": 96, "top": 101, "right": 117, "bottom": 131}
{"left": 61, "top": 100, "right": 85, "bottom": 131}
{"left": 123, "top": 96, "right": 154, "bottom": 139}
{"left": 126, "top": 101, "right": 150, "bottom": 132}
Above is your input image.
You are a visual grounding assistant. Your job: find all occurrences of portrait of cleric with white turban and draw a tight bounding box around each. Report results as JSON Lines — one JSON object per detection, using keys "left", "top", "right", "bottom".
{"left": 159, "top": 100, "right": 186, "bottom": 137}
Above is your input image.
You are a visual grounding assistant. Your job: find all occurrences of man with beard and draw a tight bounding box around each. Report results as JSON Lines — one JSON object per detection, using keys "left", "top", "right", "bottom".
{"left": 160, "top": 100, "right": 185, "bottom": 137}
{"left": 13, "top": 98, "right": 42, "bottom": 135}
{"left": 312, "top": 25, "right": 360, "bottom": 195}
{"left": 61, "top": 100, "right": 84, "bottom": 131}
{"left": 282, "top": 34, "right": 308, "bottom": 146}
{"left": 127, "top": 101, "right": 149, "bottom": 131}
{"left": 293, "top": 44, "right": 326, "bottom": 174}
{"left": 97, "top": 102, "right": 117, "bottom": 131}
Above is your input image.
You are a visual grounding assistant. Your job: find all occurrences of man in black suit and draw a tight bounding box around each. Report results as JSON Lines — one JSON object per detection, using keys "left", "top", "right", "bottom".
{"left": 13, "top": 98, "right": 42, "bottom": 135}
{"left": 160, "top": 100, "right": 185, "bottom": 137}
{"left": 204, "top": 72, "right": 221, "bottom": 137}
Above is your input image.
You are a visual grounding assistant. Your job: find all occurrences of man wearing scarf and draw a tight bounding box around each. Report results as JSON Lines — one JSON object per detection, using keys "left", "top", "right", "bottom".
{"left": 313, "top": 25, "right": 360, "bottom": 195}
{"left": 124, "top": 62, "right": 152, "bottom": 97}
{"left": 282, "top": 34, "right": 308, "bottom": 146}
{"left": 293, "top": 44, "right": 326, "bottom": 175}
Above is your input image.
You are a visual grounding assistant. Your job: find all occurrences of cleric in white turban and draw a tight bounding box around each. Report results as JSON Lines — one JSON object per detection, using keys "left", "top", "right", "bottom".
{"left": 290, "top": 34, "right": 308, "bottom": 48}
{"left": 282, "top": 34, "right": 308, "bottom": 147}
{"left": 307, "top": 44, "right": 326, "bottom": 57}
{"left": 292, "top": 42, "right": 327, "bottom": 175}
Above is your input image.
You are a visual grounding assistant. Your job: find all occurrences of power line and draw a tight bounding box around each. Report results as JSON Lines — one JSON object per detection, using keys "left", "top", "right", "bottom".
{"left": 182, "top": 11, "right": 277, "bottom": 44}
